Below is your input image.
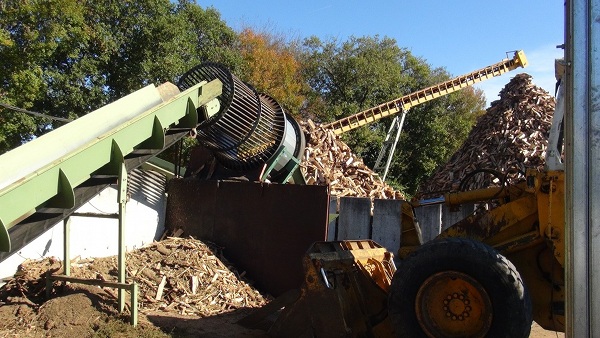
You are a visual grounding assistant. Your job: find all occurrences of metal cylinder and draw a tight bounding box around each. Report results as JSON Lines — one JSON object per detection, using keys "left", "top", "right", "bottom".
{"left": 177, "top": 63, "right": 304, "bottom": 175}
{"left": 259, "top": 94, "right": 306, "bottom": 181}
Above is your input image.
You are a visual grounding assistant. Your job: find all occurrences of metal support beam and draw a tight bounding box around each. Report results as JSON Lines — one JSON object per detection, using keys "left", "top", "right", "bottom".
{"left": 374, "top": 110, "right": 407, "bottom": 181}
{"left": 260, "top": 147, "right": 302, "bottom": 184}
{"left": 63, "top": 218, "right": 71, "bottom": 276}
{"left": 46, "top": 163, "right": 138, "bottom": 326}
{"left": 0, "top": 79, "right": 222, "bottom": 253}
{"left": 117, "top": 162, "right": 128, "bottom": 313}
{"left": 565, "top": 0, "right": 600, "bottom": 335}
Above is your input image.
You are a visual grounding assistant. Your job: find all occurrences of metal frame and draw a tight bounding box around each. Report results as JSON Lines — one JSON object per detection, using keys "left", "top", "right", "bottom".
{"left": 565, "top": 0, "right": 599, "bottom": 335}
{"left": 45, "top": 163, "right": 139, "bottom": 326}
{"left": 0, "top": 79, "right": 224, "bottom": 326}
{"left": 323, "top": 51, "right": 527, "bottom": 135}
{"left": 1, "top": 79, "right": 222, "bottom": 253}
{"left": 260, "top": 147, "right": 303, "bottom": 184}
{"left": 373, "top": 108, "right": 408, "bottom": 180}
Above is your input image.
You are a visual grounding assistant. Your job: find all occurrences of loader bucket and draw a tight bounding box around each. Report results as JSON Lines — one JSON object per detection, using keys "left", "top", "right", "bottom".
{"left": 268, "top": 240, "right": 396, "bottom": 337}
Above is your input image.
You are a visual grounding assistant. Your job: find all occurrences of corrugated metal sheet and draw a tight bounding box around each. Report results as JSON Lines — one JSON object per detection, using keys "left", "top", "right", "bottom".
{"left": 128, "top": 169, "right": 167, "bottom": 208}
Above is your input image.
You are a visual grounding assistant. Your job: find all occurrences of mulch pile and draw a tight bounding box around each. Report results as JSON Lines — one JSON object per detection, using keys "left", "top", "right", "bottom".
{"left": 0, "top": 237, "right": 269, "bottom": 317}
{"left": 418, "top": 73, "right": 556, "bottom": 196}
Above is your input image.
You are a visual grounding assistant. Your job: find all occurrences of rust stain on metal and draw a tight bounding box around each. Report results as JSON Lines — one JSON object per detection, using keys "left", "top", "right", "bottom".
{"left": 166, "top": 179, "right": 330, "bottom": 296}
{"left": 440, "top": 209, "right": 507, "bottom": 241}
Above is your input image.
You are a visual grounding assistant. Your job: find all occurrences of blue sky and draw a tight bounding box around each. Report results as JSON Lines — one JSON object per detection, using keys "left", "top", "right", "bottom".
{"left": 198, "top": 1, "right": 565, "bottom": 107}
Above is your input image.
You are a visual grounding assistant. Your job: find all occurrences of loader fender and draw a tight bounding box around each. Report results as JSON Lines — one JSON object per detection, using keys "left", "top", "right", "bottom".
{"left": 388, "top": 237, "right": 532, "bottom": 338}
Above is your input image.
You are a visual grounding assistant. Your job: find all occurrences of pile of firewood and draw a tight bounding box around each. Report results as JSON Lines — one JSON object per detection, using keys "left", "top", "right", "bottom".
{"left": 126, "top": 237, "right": 268, "bottom": 315}
{"left": 300, "top": 120, "right": 404, "bottom": 199}
{"left": 418, "top": 73, "right": 556, "bottom": 195}
{"left": 0, "top": 237, "right": 269, "bottom": 317}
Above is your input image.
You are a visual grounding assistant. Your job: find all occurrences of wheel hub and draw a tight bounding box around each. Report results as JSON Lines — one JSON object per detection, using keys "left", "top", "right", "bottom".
{"left": 415, "top": 271, "right": 492, "bottom": 338}
{"left": 444, "top": 292, "right": 472, "bottom": 320}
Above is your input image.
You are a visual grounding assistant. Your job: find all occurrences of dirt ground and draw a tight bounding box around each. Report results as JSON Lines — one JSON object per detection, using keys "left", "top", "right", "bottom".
{"left": 0, "top": 238, "right": 273, "bottom": 337}
{"left": 0, "top": 284, "right": 567, "bottom": 338}
{"left": 0, "top": 283, "right": 270, "bottom": 337}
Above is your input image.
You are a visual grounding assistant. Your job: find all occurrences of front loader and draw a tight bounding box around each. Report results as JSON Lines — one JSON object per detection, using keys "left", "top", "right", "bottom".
{"left": 388, "top": 166, "right": 565, "bottom": 337}
{"left": 265, "top": 63, "right": 567, "bottom": 337}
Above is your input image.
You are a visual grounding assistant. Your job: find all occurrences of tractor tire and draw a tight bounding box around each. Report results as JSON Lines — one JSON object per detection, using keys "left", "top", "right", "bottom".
{"left": 388, "top": 237, "right": 532, "bottom": 338}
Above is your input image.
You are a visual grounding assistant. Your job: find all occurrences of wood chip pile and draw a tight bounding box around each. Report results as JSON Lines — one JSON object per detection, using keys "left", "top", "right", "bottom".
{"left": 300, "top": 119, "right": 404, "bottom": 199}
{"left": 418, "top": 73, "right": 556, "bottom": 196}
{"left": 0, "top": 237, "right": 269, "bottom": 316}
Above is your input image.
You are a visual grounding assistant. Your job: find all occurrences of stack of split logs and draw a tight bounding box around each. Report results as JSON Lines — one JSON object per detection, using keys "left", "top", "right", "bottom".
{"left": 300, "top": 120, "right": 404, "bottom": 199}
{"left": 127, "top": 237, "right": 268, "bottom": 316}
{"left": 418, "top": 73, "right": 556, "bottom": 196}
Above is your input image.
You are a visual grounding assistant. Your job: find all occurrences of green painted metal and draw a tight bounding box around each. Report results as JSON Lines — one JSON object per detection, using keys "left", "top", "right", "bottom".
{"left": 64, "top": 217, "right": 71, "bottom": 276}
{"left": 0, "top": 219, "right": 8, "bottom": 252}
{"left": 47, "top": 169, "right": 76, "bottom": 208}
{"left": 141, "top": 157, "right": 185, "bottom": 179}
{"left": 261, "top": 147, "right": 305, "bottom": 184}
{"left": 117, "top": 162, "right": 127, "bottom": 312}
{"left": 0, "top": 79, "right": 222, "bottom": 252}
{"left": 131, "top": 282, "right": 139, "bottom": 326}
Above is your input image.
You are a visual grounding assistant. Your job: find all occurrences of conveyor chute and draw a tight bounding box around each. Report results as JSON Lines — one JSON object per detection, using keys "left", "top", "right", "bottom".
{"left": 0, "top": 79, "right": 222, "bottom": 252}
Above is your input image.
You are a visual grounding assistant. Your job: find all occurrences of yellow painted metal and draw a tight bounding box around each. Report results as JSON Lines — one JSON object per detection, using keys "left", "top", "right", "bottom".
{"left": 398, "top": 200, "right": 423, "bottom": 255}
{"left": 424, "top": 168, "right": 566, "bottom": 332}
{"left": 443, "top": 186, "right": 510, "bottom": 206}
{"left": 439, "top": 191, "right": 539, "bottom": 246}
{"left": 510, "top": 170, "right": 566, "bottom": 331}
{"left": 507, "top": 243, "right": 565, "bottom": 331}
{"left": 271, "top": 162, "right": 565, "bottom": 335}
{"left": 269, "top": 240, "right": 396, "bottom": 337}
{"left": 415, "top": 271, "right": 492, "bottom": 338}
{"left": 447, "top": 169, "right": 565, "bottom": 268}
{"left": 0, "top": 79, "right": 222, "bottom": 252}
{"left": 431, "top": 170, "right": 565, "bottom": 263}
{"left": 536, "top": 170, "right": 565, "bottom": 267}
{"left": 323, "top": 51, "right": 528, "bottom": 135}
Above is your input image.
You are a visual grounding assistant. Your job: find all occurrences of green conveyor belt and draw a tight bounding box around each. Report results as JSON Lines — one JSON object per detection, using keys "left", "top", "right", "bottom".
{"left": 0, "top": 79, "right": 222, "bottom": 252}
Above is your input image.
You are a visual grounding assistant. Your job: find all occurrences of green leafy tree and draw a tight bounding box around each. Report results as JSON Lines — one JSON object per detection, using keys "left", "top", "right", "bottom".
{"left": 0, "top": 0, "right": 84, "bottom": 150}
{"left": 389, "top": 85, "right": 486, "bottom": 194}
{"left": 300, "top": 35, "right": 485, "bottom": 196}
{"left": 300, "top": 35, "right": 412, "bottom": 122}
{"left": 0, "top": 0, "right": 239, "bottom": 154}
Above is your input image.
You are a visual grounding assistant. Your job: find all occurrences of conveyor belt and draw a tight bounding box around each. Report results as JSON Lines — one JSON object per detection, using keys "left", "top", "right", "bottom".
{"left": 323, "top": 51, "right": 528, "bottom": 135}
{"left": 0, "top": 79, "right": 222, "bottom": 257}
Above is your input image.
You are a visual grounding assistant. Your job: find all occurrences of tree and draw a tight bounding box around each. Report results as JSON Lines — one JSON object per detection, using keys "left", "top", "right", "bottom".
{"left": 300, "top": 35, "right": 412, "bottom": 123}
{"left": 390, "top": 85, "right": 486, "bottom": 194}
{"left": 300, "top": 35, "right": 485, "bottom": 196}
{"left": 0, "top": 0, "right": 240, "bottom": 154}
{"left": 235, "top": 28, "right": 305, "bottom": 116}
{"left": 0, "top": 0, "right": 85, "bottom": 151}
